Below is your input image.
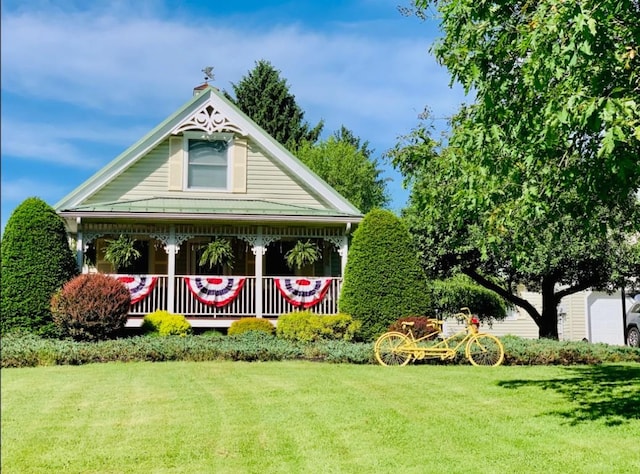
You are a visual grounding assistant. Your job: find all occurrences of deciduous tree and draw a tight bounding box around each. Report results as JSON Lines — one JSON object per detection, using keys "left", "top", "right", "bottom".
{"left": 393, "top": 0, "right": 640, "bottom": 338}
{"left": 389, "top": 119, "right": 639, "bottom": 339}
{"left": 296, "top": 135, "right": 389, "bottom": 213}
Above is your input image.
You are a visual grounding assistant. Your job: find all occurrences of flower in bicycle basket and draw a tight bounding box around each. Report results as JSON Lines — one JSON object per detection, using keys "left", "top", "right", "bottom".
{"left": 471, "top": 317, "right": 480, "bottom": 326}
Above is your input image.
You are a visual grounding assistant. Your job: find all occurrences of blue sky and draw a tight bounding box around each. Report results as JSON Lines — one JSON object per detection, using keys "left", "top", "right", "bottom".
{"left": 1, "top": 0, "right": 465, "bottom": 231}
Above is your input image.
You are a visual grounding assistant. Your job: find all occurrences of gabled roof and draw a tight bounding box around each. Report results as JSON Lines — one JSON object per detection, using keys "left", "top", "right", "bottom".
{"left": 54, "top": 85, "right": 362, "bottom": 218}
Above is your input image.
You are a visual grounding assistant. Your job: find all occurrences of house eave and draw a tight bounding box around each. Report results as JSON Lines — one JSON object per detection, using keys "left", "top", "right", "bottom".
{"left": 58, "top": 211, "right": 362, "bottom": 225}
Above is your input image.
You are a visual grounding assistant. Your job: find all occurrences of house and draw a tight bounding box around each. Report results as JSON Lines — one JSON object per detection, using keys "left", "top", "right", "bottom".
{"left": 55, "top": 83, "right": 363, "bottom": 328}
{"left": 443, "top": 288, "right": 638, "bottom": 345}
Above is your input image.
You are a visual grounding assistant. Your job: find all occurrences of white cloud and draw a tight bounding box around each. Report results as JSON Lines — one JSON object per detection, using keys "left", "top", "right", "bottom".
{"left": 0, "top": 120, "right": 149, "bottom": 167}
{"left": 1, "top": 5, "right": 464, "bottom": 128}
{"left": 1, "top": 177, "right": 68, "bottom": 202}
{"left": 0, "top": 1, "right": 466, "bottom": 220}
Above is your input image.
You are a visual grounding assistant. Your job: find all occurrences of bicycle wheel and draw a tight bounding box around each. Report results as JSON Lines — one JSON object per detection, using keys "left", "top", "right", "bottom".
{"left": 465, "top": 334, "right": 504, "bottom": 367}
{"left": 374, "top": 332, "right": 412, "bottom": 366}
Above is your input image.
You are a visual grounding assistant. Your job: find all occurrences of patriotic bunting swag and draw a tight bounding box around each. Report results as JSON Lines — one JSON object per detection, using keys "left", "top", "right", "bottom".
{"left": 275, "top": 278, "right": 332, "bottom": 308}
{"left": 185, "top": 277, "right": 246, "bottom": 307}
{"left": 116, "top": 275, "right": 158, "bottom": 305}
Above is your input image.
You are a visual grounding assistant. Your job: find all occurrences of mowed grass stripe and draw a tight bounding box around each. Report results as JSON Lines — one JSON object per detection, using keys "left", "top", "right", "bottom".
{"left": 2, "top": 362, "right": 639, "bottom": 473}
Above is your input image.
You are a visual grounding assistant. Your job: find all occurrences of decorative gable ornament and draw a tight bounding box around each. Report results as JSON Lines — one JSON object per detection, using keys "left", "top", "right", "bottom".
{"left": 171, "top": 103, "right": 247, "bottom": 136}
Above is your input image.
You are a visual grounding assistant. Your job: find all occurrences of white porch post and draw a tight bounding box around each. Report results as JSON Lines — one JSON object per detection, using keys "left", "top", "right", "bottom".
{"left": 252, "top": 228, "right": 266, "bottom": 318}
{"left": 166, "top": 226, "right": 177, "bottom": 313}
{"left": 339, "top": 235, "right": 349, "bottom": 277}
{"left": 75, "top": 217, "right": 84, "bottom": 271}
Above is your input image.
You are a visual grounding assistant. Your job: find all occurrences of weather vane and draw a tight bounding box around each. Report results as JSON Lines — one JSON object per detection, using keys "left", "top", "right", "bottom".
{"left": 202, "top": 66, "right": 215, "bottom": 83}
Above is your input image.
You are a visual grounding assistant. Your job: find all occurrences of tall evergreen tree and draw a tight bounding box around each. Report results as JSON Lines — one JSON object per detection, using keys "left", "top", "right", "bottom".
{"left": 226, "top": 59, "right": 323, "bottom": 151}
{"left": 1, "top": 197, "right": 78, "bottom": 336}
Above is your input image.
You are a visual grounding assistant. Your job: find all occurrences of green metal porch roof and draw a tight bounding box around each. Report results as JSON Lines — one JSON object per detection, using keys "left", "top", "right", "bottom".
{"left": 59, "top": 197, "right": 362, "bottom": 221}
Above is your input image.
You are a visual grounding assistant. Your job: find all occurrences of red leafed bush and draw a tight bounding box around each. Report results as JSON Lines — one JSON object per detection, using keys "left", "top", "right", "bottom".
{"left": 388, "top": 316, "right": 441, "bottom": 340}
{"left": 51, "top": 274, "right": 131, "bottom": 341}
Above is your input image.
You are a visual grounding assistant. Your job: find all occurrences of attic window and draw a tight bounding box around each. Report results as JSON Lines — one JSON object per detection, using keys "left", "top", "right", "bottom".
{"left": 186, "top": 137, "right": 231, "bottom": 190}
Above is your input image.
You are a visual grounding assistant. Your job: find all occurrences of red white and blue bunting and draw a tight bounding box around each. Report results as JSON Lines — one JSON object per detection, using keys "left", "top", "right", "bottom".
{"left": 185, "top": 277, "right": 246, "bottom": 307}
{"left": 116, "top": 275, "right": 158, "bottom": 305}
{"left": 275, "top": 277, "right": 332, "bottom": 308}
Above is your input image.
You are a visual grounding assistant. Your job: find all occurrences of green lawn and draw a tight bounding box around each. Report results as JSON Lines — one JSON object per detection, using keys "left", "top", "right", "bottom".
{"left": 2, "top": 362, "right": 639, "bottom": 473}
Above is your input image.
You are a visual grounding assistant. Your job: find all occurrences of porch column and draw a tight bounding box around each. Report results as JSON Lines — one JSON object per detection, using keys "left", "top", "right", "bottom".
{"left": 338, "top": 235, "right": 349, "bottom": 277}
{"left": 166, "top": 226, "right": 177, "bottom": 313}
{"left": 252, "top": 230, "right": 266, "bottom": 318}
{"left": 75, "top": 217, "right": 84, "bottom": 271}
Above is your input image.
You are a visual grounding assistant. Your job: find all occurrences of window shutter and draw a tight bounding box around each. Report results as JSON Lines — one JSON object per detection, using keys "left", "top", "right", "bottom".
{"left": 168, "top": 136, "right": 183, "bottom": 191}
{"left": 232, "top": 138, "right": 247, "bottom": 193}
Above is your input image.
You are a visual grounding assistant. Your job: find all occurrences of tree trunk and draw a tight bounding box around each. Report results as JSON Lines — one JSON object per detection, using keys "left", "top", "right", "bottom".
{"left": 539, "top": 281, "right": 559, "bottom": 339}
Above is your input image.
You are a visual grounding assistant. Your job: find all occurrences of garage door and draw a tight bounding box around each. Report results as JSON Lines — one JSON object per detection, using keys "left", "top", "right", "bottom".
{"left": 587, "top": 292, "right": 630, "bottom": 345}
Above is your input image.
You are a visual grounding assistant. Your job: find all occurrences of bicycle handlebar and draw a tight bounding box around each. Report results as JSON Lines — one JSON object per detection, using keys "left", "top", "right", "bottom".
{"left": 455, "top": 308, "right": 480, "bottom": 327}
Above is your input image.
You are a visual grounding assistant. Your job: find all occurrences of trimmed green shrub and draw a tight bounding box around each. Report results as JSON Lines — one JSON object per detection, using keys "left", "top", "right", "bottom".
{"left": 277, "top": 311, "right": 361, "bottom": 342}
{"left": 142, "top": 310, "right": 191, "bottom": 337}
{"left": 319, "top": 314, "right": 361, "bottom": 341}
{"left": 228, "top": 317, "right": 275, "bottom": 336}
{"left": 2, "top": 332, "right": 640, "bottom": 368}
{"left": 339, "top": 209, "right": 430, "bottom": 341}
{"left": 51, "top": 274, "right": 131, "bottom": 341}
{"left": 1, "top": 197, "right": 78, "bottom": 336}
{"left": 428, "top": 274, "right": 508, "bottom": 321}
{"left": 388, "top": 316, "right": 441, "bottom": 340}
{"left": 276, "top": 311, "right": 318, "bottom": 342}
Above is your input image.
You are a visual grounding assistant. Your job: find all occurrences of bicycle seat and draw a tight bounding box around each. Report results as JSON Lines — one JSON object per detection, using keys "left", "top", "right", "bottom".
{"left": 401, "top": 321, "right": 415, "bottom": 327}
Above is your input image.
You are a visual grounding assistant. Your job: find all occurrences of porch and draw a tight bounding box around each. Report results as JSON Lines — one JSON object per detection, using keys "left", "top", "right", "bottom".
{"left": 121, "top": 275, "right": 342, "bottom": 327}
{"left": 73, "top": 222, "right": 352, "bottom": 328}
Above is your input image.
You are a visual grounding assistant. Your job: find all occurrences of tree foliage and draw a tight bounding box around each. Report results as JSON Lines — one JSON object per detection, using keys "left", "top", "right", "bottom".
{"left": 339, "top": 209, "right": 430, "bottom": 341}
{"left": 226, "top": 59, "right": 324, "bottom": 151}
{"left": 413, "top": 0, "right": 639, "bottom": 230}
{"left": 296, "top": 135, "right": 389, "bottom": 213}
{"left": 394, "top": 0, "right": 640, "bottom": 338}
{"left": 391, "top": 118, "right": 639, "bottom": 339}
{"left": 428, "top": 274, "right": 508, "bottom": 321}
{"left": 1, "top": 197, "right": 78, "bottom": 336}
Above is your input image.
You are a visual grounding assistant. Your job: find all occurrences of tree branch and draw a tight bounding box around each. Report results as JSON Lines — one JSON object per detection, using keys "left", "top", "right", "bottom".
{"left": 462, "top": 268, "right": 543, "bottom": 324}
{"left": 555, "top": 279, "right": 599, "bottom": 300}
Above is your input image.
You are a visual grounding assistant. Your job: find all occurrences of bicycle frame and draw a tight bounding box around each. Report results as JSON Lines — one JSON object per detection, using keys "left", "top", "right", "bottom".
{"left": 398, "top": 308, "right": 480, "bottom": 361}
{"left": 374, "top": 307, "right": 505, "bottom": 366}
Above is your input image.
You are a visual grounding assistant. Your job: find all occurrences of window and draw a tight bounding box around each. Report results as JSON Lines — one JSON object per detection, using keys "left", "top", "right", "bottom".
{"left": 185, "top": 136, "right": 231, "bottom": 190}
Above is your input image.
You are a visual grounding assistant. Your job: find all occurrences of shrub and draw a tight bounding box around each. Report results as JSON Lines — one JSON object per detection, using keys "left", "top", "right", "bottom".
{"left": 2, "top": 333, "right": 640, "bottom": 368}
{"left": 277, "top": 311, "right": 361, "bottom": 342}
{"left": 339, "top": 209, "right": 430, "bottom": 341}
{"left": 142, "top": 310, "right": 191, "bottom": 337}
{"left": 388, "top": 316, "right": 441, "bottom": 340}
{"left": 51, "top": 274, "right": 130, "bottom": 341}
{"left": 319, "top": 314, "right": 361, "bottom": 341}
{"left": 228, "top": 318, "right": 275, "bottom": 336}
{"left": 1, "top": 197, "right": 78, "bottom": 336}
{"left": 428, "top": 274, "right": 508, "bottom": 321}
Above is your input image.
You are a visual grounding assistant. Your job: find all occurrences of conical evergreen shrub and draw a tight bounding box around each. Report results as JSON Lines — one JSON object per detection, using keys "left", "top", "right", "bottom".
{"left": 1, "top": 197, "right": 78, "bottom": 336}
{"left": 339, "top": 209, "right": 430, "bottom": 341}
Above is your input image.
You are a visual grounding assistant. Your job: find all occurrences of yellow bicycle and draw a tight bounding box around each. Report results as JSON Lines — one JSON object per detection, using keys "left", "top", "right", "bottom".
{"left": 374, "top": 307, "right": 505, "bottom": 367}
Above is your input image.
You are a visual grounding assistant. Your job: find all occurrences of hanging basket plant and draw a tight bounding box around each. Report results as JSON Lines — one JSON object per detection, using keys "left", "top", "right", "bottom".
{"left": 199, "top": 238, "right": 234, "bottom": 270}
{"left": 285, "top": 240, "right": 321, "bottom": 270}
{"left": 103, "top": 234, "right": 141, "bottom": 271}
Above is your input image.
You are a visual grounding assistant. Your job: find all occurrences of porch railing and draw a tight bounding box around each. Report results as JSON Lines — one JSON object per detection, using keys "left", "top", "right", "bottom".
{"left": 126, "top": 275, "right": 342, "bottom": 318}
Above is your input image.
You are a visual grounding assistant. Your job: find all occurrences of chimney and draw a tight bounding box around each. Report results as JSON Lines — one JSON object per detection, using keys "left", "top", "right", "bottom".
{"left": 193, "top": 82, "right": 209, "bottom": 96}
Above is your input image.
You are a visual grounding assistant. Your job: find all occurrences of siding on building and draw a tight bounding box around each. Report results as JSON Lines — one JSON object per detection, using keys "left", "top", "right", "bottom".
{"left": 559, "top": 292, "right": 588, "bottom": 341}
{"left": 85, "top": 138, "right": 328, "bottom": 209}
{"left": 442, "top": 290, "right": 540, "bottom": 339}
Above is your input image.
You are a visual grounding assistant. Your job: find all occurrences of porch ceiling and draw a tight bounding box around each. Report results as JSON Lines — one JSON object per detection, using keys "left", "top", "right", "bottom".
{"left": 58, "top": 197, "right": 362, "bottom": 223}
